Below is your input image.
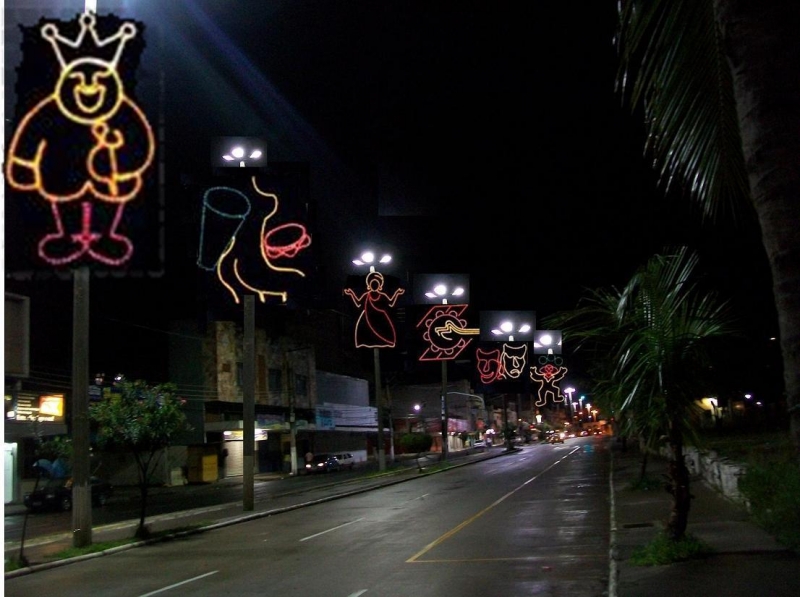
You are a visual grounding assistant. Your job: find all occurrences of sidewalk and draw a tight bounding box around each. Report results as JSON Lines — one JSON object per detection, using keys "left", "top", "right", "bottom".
{"left": 609, "top": 441, "right": 800, "bottom": 597}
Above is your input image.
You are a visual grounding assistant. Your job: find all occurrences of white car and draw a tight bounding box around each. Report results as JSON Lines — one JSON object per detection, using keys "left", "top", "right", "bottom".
{"left": 333, "top": 453, "right": 355, "bottom": 469}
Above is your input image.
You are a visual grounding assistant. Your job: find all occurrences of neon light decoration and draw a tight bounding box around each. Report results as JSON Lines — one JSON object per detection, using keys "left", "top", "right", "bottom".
{"left": 500, "top": 343, "right": 528, "bottom": 379}
{"left": 5, "top": 13, "right": 155, "bottom": 266}
{"left": 417, "top": 304, "right": 479, "bottom": 361}
{"left": 344, "top": 271, "right": 405, "bottom": 348}
{"left": 475, "top": 342, "right": 528, "bottom": 383}
{"left": 197, "top": 176, "right": 311, "bottom": 304}
{"left": 530, "top": 362, "right": 568, "bottom": 407}
{"left": 476, "top": 347, "right": 502, "bottom": 384}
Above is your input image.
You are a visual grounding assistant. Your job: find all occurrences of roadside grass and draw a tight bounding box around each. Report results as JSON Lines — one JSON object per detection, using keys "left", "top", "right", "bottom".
{"left": 630, "top": 532, "right": 714, "bottom": 566}
{"left": 5, "top": 524, "right": 207, "bottom": 573}
{"left": 698, "top": 428, "right": 800, "bottom": 551}
{"left": 627, "top": 473, "right": 663, "bottom": 492}
{"left": 697, "top": 428, "right": 792, "bottom": 463}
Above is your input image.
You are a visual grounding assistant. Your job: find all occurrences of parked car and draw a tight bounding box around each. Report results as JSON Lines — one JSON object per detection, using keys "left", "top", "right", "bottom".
{"left": 305, "top": 454, "right": 340, "bottom": 474}
{"left": 333, "top": 453, "right": 355, "bottom": 470}
{"left": 24, "top": 476, "right": 113, "bottom": 512}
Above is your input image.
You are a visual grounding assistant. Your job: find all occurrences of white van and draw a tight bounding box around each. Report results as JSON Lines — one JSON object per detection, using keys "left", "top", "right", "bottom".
{"left": 333, "top": 453, "right": 355, "bottom": 469}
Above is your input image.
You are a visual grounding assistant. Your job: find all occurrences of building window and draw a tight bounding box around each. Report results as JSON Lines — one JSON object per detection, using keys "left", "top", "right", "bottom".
{"left": 268, "top": 368, "right": 283, "bottom": 394}
{"left": 294, "top": 374, "right": 308, "bottom": 397}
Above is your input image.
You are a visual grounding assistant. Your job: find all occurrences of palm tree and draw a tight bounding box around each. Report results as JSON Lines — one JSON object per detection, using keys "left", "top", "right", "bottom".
{"left": 545, "top": 247, "right": 737, "bottom": 540}
{"left": 614, "top": 1, "right": 800, "bottom": 465}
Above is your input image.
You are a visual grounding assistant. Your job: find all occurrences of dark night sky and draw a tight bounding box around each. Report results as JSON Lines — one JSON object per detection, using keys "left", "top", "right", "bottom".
{"left": 3, "top": 1, "right": 778, "bottom": 389}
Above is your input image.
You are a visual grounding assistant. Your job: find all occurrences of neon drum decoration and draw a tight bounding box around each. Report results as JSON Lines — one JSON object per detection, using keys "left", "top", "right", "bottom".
{"left": 197, "top": 176, "right": 311, "bottom": 304}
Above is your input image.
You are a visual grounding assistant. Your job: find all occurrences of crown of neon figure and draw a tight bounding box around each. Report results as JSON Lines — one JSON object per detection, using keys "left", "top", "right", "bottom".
{"left": 41, "top": 12, "right": 137, "bottom": 70}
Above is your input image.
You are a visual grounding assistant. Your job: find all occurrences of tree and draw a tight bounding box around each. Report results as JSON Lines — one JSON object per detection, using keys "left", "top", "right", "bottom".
{"left": 545, "top": 247, "right": 737, "bottom": 541}
{"left": 90, "top": 379, "right": 190, "bottom": 539}
{"left": 614, "top": 1, "right": 800, "bottom": 466}
{"left": 398, "top": 432, "right": 433, "bottom": 472}
{"left": 15, "top": 432, "right": 74, "bottom": 567}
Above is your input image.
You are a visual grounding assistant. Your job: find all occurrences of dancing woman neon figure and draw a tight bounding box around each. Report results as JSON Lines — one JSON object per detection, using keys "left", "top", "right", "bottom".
{"left": 344, "top": 271, "right": 405, "bottom": 349}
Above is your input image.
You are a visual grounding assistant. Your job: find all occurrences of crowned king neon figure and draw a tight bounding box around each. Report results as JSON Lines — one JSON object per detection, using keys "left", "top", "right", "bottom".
{"left": 5, "top": 13, "right": 155, "bottom": 266}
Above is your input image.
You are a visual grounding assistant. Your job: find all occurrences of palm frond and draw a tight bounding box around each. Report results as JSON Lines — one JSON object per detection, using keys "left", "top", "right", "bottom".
{"left": 615, "top": 0, "right": 751, "bottom": 223}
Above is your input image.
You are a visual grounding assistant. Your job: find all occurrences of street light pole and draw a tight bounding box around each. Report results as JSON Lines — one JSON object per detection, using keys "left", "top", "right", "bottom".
{"left": 440, "top": 360, "right": 448, "bottom": 461}
{"left": 374, "top": 348, "right": 386, "bottom": 471}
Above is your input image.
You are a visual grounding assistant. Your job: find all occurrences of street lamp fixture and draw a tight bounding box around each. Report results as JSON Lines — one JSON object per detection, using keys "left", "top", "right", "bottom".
{"left": 352, "top": 251, "right": 392, "bottom": 271}
{"left": 479, "top": 311, "right": 536, "bottom": 342}
{"left": 222, "top": 146, "right": 264, "bottom": 168}
{"left": 213, "top": 136, "right": 267, "bottom": 171}
{"left": 533, "top": 330, "right": 563, "bottom": 355}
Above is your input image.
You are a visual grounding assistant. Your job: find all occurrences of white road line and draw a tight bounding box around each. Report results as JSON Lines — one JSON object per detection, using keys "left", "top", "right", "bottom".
{"left": 137, "top": 570, "right": 219, "bottom": 596}
{"left": 299, "top": 517, "right": 365, "bottom": 542}
{"left": 346, "top": 590, "right": 368, "bottom": 597}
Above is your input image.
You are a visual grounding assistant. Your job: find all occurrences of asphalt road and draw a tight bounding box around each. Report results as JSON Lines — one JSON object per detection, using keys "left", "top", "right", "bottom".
{"left": 5, "top": 439, "right": 612, "bottom": 596}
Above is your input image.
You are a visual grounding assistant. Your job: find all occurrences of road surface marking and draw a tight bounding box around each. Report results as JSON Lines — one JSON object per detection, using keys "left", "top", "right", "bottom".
{"left": 138, "top": 570, "right": 218, "bottom": 596}
{"left": 406, "top": 453, "right": 575, "bottom": 562}
{"left": 300, "top": 517, "right": 365, "bottom": 542}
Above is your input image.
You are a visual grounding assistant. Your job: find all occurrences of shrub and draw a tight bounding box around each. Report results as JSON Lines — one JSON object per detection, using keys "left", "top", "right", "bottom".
{"left": 630, "top": 532, "right": 713, "bottom": 566}
{"left": 738, "top": 456, "right": 800, "bottom": 550}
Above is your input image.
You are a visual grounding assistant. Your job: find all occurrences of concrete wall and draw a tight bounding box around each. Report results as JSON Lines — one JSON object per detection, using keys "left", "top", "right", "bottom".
{"left": 684, "top": 446, "right": 747, "bottom": 506}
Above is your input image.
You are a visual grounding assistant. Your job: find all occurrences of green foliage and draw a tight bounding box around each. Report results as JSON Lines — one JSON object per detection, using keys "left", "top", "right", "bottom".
{"left": 500, "top": 422, "right": 516, "bottom": 439}
{"left": 629, "top": 531, "right": 714, "bottom": 566}
{"left": 90, "top": 379, "right": 190, "bottom": 538}
{"left": 627, "top": 474, "right": 663, "bottom": 492}
{"left": 398, "top": 432, "right": 433, "bottom": 454}
{"left": 545, "top": 248, "right": 736, "bottom": 455}
{"left": 738, "top": 456, "right": 800, "bottom": 550}
{"left": 90, "top": 380, "right": 190, "bottom": 453}
{"left": 615, "top": 0, "right": 750, "bottom": 220}
{"left": 35, "top": 435, "right": 72, "bottom": 462}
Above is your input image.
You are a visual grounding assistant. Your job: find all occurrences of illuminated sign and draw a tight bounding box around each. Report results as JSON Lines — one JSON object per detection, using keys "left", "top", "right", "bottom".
{"left": 344, "top": 271, "right": 405, "bottom": 348}
{"left": 5, "top": 13, "right": 155, "bottom": 268}
{"left": 11, "top": 393, "right": 66, "bottom": 423}
{"left": 417, "top": 304, "right": 479, "bottom": 361}
{"left": 197, "top": 176, "right": 312, "bottom": 304}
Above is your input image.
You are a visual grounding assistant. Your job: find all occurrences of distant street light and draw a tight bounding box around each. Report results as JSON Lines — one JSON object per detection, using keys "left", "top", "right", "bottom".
{"left": 564, "top": 386, "right": 575, "bottom": 419}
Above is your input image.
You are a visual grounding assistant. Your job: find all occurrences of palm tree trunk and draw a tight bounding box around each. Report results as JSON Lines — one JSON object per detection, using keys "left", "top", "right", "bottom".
{"left": 713, "top": 1, "right": 800, "bottom": 466}
{"left": 665, "top": 426, "right": 692, "bottom": 541}
{"left": 638, "top": 449, "right": 650, "bottom": 483}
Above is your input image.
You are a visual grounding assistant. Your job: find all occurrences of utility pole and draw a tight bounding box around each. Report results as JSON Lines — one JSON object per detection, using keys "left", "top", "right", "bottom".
{"left": 282, "top": 343, "right": 298, "bottom": 476}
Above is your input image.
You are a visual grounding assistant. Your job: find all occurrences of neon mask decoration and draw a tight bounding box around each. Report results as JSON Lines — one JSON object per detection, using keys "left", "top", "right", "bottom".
{"left": 500, "top": 343, "right": 528, "bottom": 379}
{"left": 475, "top": 347, "right": 503, "bottom": 384}
{"left": 5, "top": 13, "right": 155, "bottom": 266}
